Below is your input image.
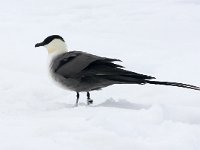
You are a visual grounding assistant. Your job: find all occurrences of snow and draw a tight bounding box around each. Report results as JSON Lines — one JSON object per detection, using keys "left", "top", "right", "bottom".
{"left": 0, "top": 0, "right": 200, "bottom": 149}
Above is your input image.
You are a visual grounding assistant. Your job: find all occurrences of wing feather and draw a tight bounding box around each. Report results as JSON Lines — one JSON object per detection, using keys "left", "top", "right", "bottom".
{"left": 82, "top": 59, "right": 155, "bottom": 80}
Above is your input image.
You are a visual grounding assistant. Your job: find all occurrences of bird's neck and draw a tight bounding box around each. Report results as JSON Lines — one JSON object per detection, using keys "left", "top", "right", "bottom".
{"left": 47, "top": 47, "right": 68, "bottom": 63}
{"left": 48, "top": 47, "right": 67, "bottom": 56}
{"left": 45, "top": 39, "right": 68, "bottom": 55}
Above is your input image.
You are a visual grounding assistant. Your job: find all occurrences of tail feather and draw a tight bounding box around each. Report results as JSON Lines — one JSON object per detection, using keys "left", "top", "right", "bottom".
{"left": 146, "top": 80, "right": 200, "bottom": 91}
{"left": 96, "top": 74, "right": 200, "bottom": 91}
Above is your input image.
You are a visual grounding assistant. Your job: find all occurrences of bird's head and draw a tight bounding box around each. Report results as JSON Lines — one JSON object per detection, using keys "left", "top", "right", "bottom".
{"left": 35, "top": 35, "right": 67, "bottom": 54}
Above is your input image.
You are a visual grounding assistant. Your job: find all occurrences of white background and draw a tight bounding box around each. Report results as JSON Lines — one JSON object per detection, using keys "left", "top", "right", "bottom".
{"left": 0, "top": 0, "right": 200, "bottom": 149}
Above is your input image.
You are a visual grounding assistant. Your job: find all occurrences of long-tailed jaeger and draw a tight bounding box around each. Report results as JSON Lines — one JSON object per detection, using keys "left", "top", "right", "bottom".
{"left": 35, "top": 35, "right": 200, "bottom": 106}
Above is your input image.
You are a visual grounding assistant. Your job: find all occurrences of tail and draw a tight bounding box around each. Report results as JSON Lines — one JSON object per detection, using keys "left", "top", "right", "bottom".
{"left": 95, "top": 73, "right": 200, "bottom": 91}
{"left": 146, "top": 80, "right": 200, "bottom": 91}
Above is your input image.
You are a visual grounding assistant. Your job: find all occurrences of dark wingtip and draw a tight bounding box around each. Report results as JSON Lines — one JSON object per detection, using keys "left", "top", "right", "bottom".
{"left": 115, "top": 59, "right": 122, "bottom": 62}
{"left": 105, "top": 58, "right": 122, "bottom": 62}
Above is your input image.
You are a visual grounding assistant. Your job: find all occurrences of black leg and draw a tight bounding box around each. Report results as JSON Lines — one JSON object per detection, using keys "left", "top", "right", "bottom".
{"left": 87, "top": 92, "right": 93, "bottom": 105}
{"left": 75, "top": 92, "right": 80, "bottom": 106}
{"left": 87, "top": 92, "right": 90, "bottom": 99}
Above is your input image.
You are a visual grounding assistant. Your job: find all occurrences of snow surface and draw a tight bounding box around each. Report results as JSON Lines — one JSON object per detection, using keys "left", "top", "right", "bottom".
{"left": 0, "top": 0, "right": 200, "bottom": 149}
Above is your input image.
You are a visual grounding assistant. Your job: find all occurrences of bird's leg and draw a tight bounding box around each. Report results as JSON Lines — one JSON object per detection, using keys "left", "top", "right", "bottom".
{"left": 87, "top": 92, "right": 93, "bottom": 105}
{"left": 75, "top": 92, "right": 80, "bottom": 107}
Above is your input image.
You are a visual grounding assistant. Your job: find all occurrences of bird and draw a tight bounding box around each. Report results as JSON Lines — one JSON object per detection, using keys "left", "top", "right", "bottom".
{"left": 35, "top": 35, "right": 200, "bottom": 106}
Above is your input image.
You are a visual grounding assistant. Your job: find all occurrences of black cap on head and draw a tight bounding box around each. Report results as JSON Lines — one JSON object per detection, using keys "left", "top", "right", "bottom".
{"left": 35, "top": 35, "right": 65, "bottom": 47}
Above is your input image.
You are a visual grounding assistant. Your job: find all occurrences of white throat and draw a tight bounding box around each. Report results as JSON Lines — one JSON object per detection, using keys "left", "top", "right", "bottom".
{"left": 45, "top": 39, "right": 68, "bottom": 56}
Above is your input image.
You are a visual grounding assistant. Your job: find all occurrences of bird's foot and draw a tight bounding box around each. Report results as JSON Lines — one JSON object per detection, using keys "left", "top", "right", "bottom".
{"left": 87, "top": 99, "right": 93, "bottom": 105}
